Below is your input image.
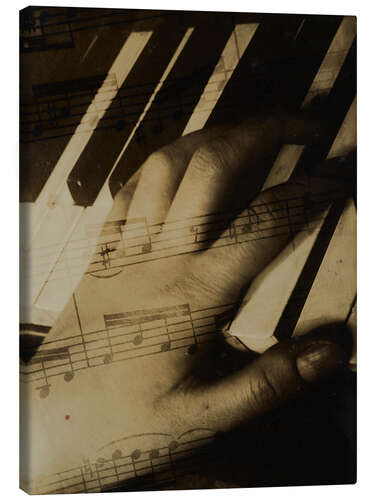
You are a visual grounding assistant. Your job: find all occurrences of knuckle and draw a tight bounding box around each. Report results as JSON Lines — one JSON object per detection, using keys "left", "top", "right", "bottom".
{"left": 143, "top": 150, "right": 174, "bottom": 177}
{"left": 190, "top": 137, "right": 233, "bottom": 178}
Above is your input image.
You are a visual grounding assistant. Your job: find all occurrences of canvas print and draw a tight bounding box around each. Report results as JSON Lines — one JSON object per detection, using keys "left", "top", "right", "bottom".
{"left": 19, "top": 6, "right": 356, "bottom": 494}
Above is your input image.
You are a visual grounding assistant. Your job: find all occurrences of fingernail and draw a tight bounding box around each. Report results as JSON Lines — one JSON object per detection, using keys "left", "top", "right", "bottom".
{"left": 296, "top": 342, "right": 346, "bottom": 383}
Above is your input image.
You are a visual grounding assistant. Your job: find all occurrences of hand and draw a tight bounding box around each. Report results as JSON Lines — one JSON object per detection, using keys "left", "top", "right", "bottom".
{"left": 20, "top": 111, "right": 353, "bottom": 493}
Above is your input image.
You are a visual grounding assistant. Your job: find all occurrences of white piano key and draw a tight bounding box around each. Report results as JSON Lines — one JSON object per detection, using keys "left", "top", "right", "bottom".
{"left": 230, "top": 91, "right": 356, "bottom": 352}
{"left": 302, "top": 16, "right": 356, "bottom": 108}
{"left": 293, "top": 199, "right": 356, "bottom": 336}
{"left": 262, "top": 144, "right": 305, "bottom": 190}
{"left": 30, "top": 31, "right": 153, "bottom": 239}
{"left": 182, "top": 23, "right": 259, "bottom": 136}
{"left": 327, "top": 96, "right": 356, "bottom": 159}
{"left": 21, "top": 32, "right": 152, "bottom": 314}
{"left": 34, "top": 29, "right": 195, "bottom": 312}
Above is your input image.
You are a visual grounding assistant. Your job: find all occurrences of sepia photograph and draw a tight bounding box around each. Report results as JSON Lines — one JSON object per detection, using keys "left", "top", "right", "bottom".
{"left": 19, "top": 5, "right": 356, "bottom": 494}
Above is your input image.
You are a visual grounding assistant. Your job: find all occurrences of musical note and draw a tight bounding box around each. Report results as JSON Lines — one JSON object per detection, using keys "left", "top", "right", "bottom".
{"left": 141, "top": 242, "right": 152, "bottom": 254}
{"left": 39, "top": 385, "right": 50, "bottom": 399}
{"left": 63, "top": 371, "right": 74, "bottom": 382}
{"left": 160, "top": 340, "right": 171, "bottom": 352}
{"left": 112, "top": 449, "right": 122, "bottom": 460}
{"left": 20, "top": 7, "right": 75, "bottom": 53}
{"left": 103, "top": 353, "right": 113, "bottom": 364}
{"left": 130, "top": 449, "right": 142, "bottom": 477}
{"left": 133, "top": 333, "right": 144, "bottom": 346}
{"left": 99, "top": 244, "right": 116, "bottom": 269}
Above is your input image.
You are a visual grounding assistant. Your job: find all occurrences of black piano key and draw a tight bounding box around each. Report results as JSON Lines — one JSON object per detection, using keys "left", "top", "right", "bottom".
{"left": 19, "top": 6, "right": 172, "bottom": 202}
{"left": 20, "top": 8, "right": 138, "bottom": 202}
{"left": 201, "top": 15, "right": 311, "bottom": 196}
{"left": 208, "top": 14, "right": 343, "bottom": 124}
{"left": 292, "top": 37, "right": 357, "bottom": 178}
{"left": 66, "top": 17, "right": 190, "bottom": 206}
{"left": 67, "top": 14, "right": 234, "bottom": 205}
{"left": 203, "top": 15, "right": 343, "bottom": 205}
{"left": 108, "top": 16, "right": 237, "bottom": 199}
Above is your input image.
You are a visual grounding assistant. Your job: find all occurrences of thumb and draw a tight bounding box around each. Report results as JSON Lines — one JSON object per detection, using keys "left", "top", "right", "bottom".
{"left": 159, "top": 323, "right": 352, "bottom": 433}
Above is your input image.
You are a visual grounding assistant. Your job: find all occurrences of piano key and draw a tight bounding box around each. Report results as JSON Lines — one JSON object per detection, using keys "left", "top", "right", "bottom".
{"left": 346, "top": 298, "right": 357, "bottom": 368}
{"left": 67, "top": 17, "right": 192, "bottom": 206}
{"left": 21, "top": 31, "right": 152, "bottom": 311}
{"left": 107, "top": 16, "right": 240, "bottom": 198}
{"left": 301, "top": 16, "right": 356, "bottom": 108}
{"left": 182, "top": 23, "right": 259, "bottom": 135}
{"left": 273, "top": 96, "right": 356, "bottom": 341}
{"left": 207, "top": 16, "right": 343, "bottom": 195}
{"left": 25, "top": 30, "right": 152, "bottom": 238}
{"left": 262, "top": 16, "right": 356, "bottom": 190}
{"left": 292, "top": 34, "right": 356, "bottom": 177}
{"left": 20, "top": 7, "right": 152, "bottom": 203}
{"left": 207, "top": 14, "right": 342, "bottom": 125}
{"left": 292, "top": 199, "right": 356, "bottom": 338}
{"left": 229, "top": 18, "right": 356, "bottom": 352}
{"left": 33, "top": 28, "right": 195, "bottom": 312}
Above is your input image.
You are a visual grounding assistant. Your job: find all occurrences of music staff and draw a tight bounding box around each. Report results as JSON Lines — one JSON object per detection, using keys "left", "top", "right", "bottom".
{"left": 35, "top": 428, "right": 217, "bottom": 494}
{"left": 20, "top": 302, "right": 239, "bottom": 397}
{"left": 25, "top": 189, "right": 339, "bottom": 284}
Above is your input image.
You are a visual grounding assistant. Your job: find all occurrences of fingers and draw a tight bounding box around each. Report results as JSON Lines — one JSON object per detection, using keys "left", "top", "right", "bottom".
{"left": 158, "top": 323, "right": 351, "bottom": 433}
{"left": 166, "top": 113, "right": 328, "bottom": 222}
{"left": 105, "top": 169, "right": 141, "bottom": 223}
{"left": 126, "top": 125, "right": 230, "bottom": 223}
{"left": 191, "top": 174, "right": 350, "bottom": 300}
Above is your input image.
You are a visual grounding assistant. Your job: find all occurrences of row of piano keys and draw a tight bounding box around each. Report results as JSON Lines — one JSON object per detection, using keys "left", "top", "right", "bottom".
{"left": 19, "top": 7, "right": 356, "bottom": 360}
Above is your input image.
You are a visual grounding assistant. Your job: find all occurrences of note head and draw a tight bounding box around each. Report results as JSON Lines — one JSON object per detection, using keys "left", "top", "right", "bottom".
{"left": 103, "top": 353, "right": 113, "bottom": 364}
{"left": 141, "top": 243, "right": 152, "bottom": 254}
{"left": 39, "top": 385, "right": 50, "bottom": 399}
{"left": 131, "top": 449, "right": 141, "bottom": 461}
{"left": 64, "top": 371, "right": 74, "bottom": 382}
{"left": 112, "top": 449, "right": 122, "bottom": 461}
{"left": 133, "top": 334, "right": 143, "bottom": 346}
{"left": 161, "top": 341, "right": 171, "bottom": 352}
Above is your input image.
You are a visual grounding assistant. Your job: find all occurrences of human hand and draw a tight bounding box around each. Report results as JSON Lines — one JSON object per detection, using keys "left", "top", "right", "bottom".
{"left": 20, "top": 111, "right": 353, "bottom": 493}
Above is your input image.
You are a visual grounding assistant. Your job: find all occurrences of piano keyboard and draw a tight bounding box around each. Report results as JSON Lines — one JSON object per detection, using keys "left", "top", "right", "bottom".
{"left": 20, "top": 7, "right": 356, "bottom": 361}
